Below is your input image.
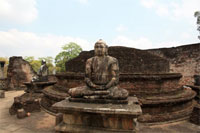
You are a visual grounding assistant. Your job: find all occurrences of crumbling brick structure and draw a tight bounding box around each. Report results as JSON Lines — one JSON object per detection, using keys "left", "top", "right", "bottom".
{"left": 147, "top": 43, "right": 200, "bottom": 85}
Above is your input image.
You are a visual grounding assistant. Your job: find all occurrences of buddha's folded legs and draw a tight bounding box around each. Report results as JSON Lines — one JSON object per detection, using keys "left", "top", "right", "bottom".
{"left": 107, "top": 86, "right": 129, "bottom": 100}
{"left": 68, "top": 86, "right": 93, "bottom": 98}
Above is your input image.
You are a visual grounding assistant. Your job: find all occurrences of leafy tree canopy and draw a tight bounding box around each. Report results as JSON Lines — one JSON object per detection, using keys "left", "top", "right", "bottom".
{"left": 55, "top": 42, "right": 82, "bottom": 72}
{"left": 24, "top": 56, "right": 55, "bottom": 74}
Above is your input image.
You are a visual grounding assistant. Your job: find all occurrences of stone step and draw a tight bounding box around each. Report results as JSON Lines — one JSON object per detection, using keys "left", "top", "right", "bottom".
{"left": 140, "top": 89, "right": 196, "bottom": 105}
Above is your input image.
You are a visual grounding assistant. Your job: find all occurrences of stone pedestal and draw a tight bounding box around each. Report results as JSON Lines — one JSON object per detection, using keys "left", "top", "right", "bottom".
{"left": 9, "top": 81, "right": 56, "bottom": 115}
{"left": 52, "top": 97, "right": 142, "bottom": 133}
{"left": 24, "top": 81, "right": 56, "bottom": 93}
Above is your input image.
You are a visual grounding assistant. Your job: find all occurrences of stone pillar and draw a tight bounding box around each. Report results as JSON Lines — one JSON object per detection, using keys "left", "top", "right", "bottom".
{"left": 0, "top": 61, "right": 5, "bottom": 79}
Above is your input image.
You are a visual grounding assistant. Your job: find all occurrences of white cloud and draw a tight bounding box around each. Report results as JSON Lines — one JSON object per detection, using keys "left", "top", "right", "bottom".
{"left": 78, "top": 0, "right": 89, "bottom": 4}
{"left": 111, "top": 36, "right": 153, "bottom": 49}
{"left": 140, "top": 0, "right": 155, "bottom": 9}
{"left": 0, "top": 29, "right": 197, "bottom": 58}
{"left": 140, "top": 0, "right": 169, "bottom": 16}
{"left": 140, "top": 0, "right": 200, "bottom": 21}
{"left": 171, "top": 1, "right": 199, "bottom": 19}
{"left": 110, "top": 34, "right": 198, "bottom": 50}
{"left": 116, "top": 25, "right": 127, "bottom": 32}
{"left": 181, "top": 32, "right": 192, "bottom": 40}
{"left": 0, "top": 0, "right": 38, "bottom": 24}
{"left": 0, "top": 29, "right": 91, "bottom": 58}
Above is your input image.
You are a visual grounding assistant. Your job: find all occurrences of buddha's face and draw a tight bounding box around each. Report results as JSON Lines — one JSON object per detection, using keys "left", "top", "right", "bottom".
{"left": 95, "top": 43, "right": 107, "bottom": 56}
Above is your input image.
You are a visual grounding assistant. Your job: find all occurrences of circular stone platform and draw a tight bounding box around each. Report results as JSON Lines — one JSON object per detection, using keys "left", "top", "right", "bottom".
{"left": 119, "top": 73, "right": 196, "bottom": 124}
{"left": 41, "top": 85, "right": 69, "bottom": 114}
{"left": 41, "top": 73, "right": 196, "bottom": 124}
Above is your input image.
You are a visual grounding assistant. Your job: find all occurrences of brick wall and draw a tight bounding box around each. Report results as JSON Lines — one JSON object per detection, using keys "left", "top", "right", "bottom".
{"left": 147, "top": 43, "right": 200, "bottom": 85}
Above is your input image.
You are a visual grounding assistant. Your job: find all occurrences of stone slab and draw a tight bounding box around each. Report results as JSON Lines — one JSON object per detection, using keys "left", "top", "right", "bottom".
{"left": 53, "top": 97, "right": 142, "bottom": 115}
{"left": 24, "top": 81, "right": 56, "bottom": 93}
{"left": 69, "top": 97, "right": 128, "bottom": 104}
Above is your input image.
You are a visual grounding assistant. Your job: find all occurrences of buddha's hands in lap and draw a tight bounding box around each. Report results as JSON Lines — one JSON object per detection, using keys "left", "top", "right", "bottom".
{"left": 92, "top": 84, "right": 106, "bottom": 90}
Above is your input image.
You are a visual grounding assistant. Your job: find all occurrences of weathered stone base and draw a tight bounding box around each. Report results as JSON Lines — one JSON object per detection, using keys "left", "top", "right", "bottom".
{"left": 9, "top": 92, "right": 43, "bottom": 115}
{"left": 190, "top": 104, "right": 200, "bottom": 125}
{"left": 53, "top": 97, "right": 142, "bottom": 133}
{"left": 55, "top": 121, "right": 136, "bottom": 133}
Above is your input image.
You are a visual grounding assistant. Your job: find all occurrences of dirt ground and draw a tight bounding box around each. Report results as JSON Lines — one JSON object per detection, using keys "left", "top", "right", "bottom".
{"left": 0, "top": 90, "right": 199, "bottom": 133}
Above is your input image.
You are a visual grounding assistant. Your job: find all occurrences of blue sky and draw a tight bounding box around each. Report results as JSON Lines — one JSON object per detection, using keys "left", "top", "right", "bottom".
{"left": 0, "top": 0, "right": 199, "bottom": 58}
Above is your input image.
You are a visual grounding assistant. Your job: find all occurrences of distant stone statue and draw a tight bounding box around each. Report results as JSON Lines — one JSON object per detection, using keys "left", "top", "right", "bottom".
{"left": 38, "top": 60, "right": 48, "bottom": 77}
{"left": 32, "top": 60, "right": 49, "bottom": 82}
{"left": 68, "top": 39, "right": 129, "bottom": 101}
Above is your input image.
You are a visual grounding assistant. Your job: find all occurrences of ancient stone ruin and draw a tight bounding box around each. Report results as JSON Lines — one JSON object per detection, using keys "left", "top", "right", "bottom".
{"left": 7, "top": 56, "right": 37, "bottom": 90}
{"left": 4, "top": 42, "right": 200, "bottom": 131}
{"left": 147, "top": 43, "right": 200, "bottom": 85}
{"left": 9, "top": 58, "right": 56, "bottom": 118}
{"left": 52, "top": 40, "right": 142, "bottom": 132}
{"left": 41, "top": 46, "right": 169, "bottom": 114}
{"left": 42, "top": 42, "right": 196, "bottom": 125}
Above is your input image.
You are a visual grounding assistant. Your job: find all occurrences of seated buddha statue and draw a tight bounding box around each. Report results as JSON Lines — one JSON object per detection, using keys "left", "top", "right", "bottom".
{"left": 68, "top": 39, "right": 129, "bottom": 101}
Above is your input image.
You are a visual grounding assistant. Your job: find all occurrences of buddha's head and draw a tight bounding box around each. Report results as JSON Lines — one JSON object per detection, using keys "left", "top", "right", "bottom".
{"left": 94, "top": 39, "right": 108, "bottom": 56}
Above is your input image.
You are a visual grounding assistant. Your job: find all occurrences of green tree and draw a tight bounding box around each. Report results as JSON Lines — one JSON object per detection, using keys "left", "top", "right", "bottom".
{"left": 55, "top": 42, "right": 82, "bottom": 72}
{"left": 24, "top": 56, "right": 40, "bottom": 73}
{"left": 24, "top": 56, "right": 34, "bottom": 63}
{"left": 24, "top": 56, "right": 55, "bottom": 74}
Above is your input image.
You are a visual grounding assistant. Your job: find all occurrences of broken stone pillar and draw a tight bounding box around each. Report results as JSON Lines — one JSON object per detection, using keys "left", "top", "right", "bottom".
{"left": 17, "top": 108, "right": 27, "bottom": 119}
{"left": 0, "top": 61, "right": 5, "bottom": 79}
{"left": 7, "top": 56, "right": 37, "bottom": 90}
{"left": 0, "top": 90, "right": 5, "bottom": 98}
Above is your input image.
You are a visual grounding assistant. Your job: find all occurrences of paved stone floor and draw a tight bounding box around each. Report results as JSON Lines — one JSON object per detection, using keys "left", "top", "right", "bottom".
{"left": 0, "top": 90, "right": 200, "bottom": 133}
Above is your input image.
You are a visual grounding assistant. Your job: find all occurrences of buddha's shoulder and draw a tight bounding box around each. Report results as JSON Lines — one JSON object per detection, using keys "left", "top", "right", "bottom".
{"left": 106, "top": 56, "right": 118, "bottom": 62}
{"left": 86, "top": 57, "right": 95, "bottom": 63}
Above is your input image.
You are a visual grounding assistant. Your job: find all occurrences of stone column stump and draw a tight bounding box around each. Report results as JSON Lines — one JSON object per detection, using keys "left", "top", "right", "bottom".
{"left": 17, "top": 109, "right": 27, "bottom": 119}
{"left": 0, "top": 90, "right": 5, "bottom": 98}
